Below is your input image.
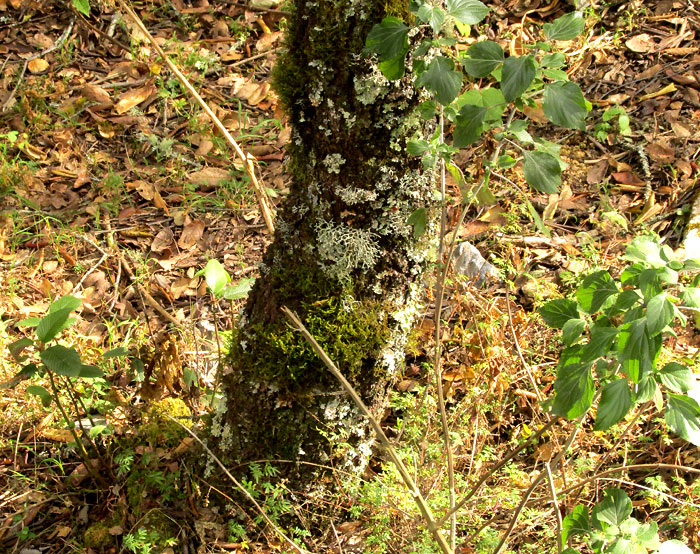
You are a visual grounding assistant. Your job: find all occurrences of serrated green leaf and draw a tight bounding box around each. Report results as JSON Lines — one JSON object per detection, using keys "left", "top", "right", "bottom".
{"left": 40, "top": 345, "right": 82, "bottom": 377}
{"left": 379, "top": 53, "right": 407, "bottom": 80}
{"left": 223, "top": 278, "right": 255, "bottom": 300}
{"left": 501, "top": 55, "right": 536, "bottom": 102}
{"left": 543, "top": 11, "right": 585, "bottom": 41}
{"left": 16, "top": 317, "right": 41, "bottom": 327}
{"left": 463, "top": 40, "right": 504, "bottom": 77}
{"left": 592, "top": 488, "right": 632, "bottom": 529}
{"left": 553, "top": 360, "right": 594, "bottom": 418}
{"left": 595, "top": 378, "right": 632, "bottom": 430}
{"left": 446, "top": 0, "right": 489, "bottom": 24}
{"left": 646, "top": 292, "right": 675, "bottom": 336}
{"left": 72, "top": 0, "right": 90, "bottom": 17}
{"left": 542, "top": 81, "right": 588, "bottom": 130}
{"left": 665, "top": 394, "right": 700, "bottom": 445}
{"left": 417, "top": 56, "right": 462, "bottom": 106}
{"left": 618, "top": 318, "right": 658, "bottom": 383}
{"left": 522, "top": 150, "right": 561, "bottom": 193}
{"left": 539, "top": 298, "right": 579, "bottom": 328}
{"left": 364, "top": 17, "right": 409, "bottom": 61}
{"left": 407, "top": 140, "right": 430, "bottom": 156}
{"left": 581, "top": 325, "right": 618, "bottom": 362}
{"left": 508, "top": 119, "right": 533, "bottom": 143}
{"left": 496, "top": 154, "right": 517, "bottom": 168}
{"left": 562, "top": 318, "right": 586, "bottom": 346}
{"left": 36, "top": 308, "right": 73, "bottom": 343}
{"left": 624, "top": 237, "right": 665, "bottom": 268}
{"left": 453, "top": 104, "right": 487, "bottom": 146}
{"left": 48, "top": 295, "right": 81, "bottom": 314}
{"left": 657, "top": 362, "right": 694, "bottom": 393}
{"left": 634, "top": 375, "right": 658, "bottom": 403}
{"left": 682, "top": 287, "right": 700, "bottom": 308}
{"left": 576, "top": 270, "right": 618, "bottom": 313}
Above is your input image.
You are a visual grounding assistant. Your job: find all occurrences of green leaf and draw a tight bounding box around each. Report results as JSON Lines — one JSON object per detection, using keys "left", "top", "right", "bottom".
{"left": 223, "top": 278, "right": 255, "bottom": 300}
{"left": 16, "top": 317, "right": 41, "bottom": 327}
{"left": 36, "top": 308, "right": 73, "bottom": 343}
{"left": 592, "top": 488, "right": 632, "bottom": 529}
{"left": 453, "top": 104, "right": 487, "bottom": 146}
{"left": 634, "top": 375, "right": 658, "bottom": 403}
{"left": 618, "top": 318, "right": 658, "bottom": 383}
{"left": 79, "top": 365, "right": 104, "bottom": 379}
{"left": 646, "top": 292, "right": 675, "bottom": 336}
{"left": 542, "top": 81, "right": 588, "bottom": 130}
{"left": 541, "top": 52, "right": 566, "bottom": 67}
{"left": 417, "top": 4, "right": 445, "bottom": 33}
{"left": 562, "top": 505, "right": 590, "bottom": 545}
{"left": 199, "top": 259, "right": 230, "bottom": 297}
{"left": 496, "top": 154, "right": 517, "bottom": 168}
{"left": 576, "top": 270, "right": 618, "bottom": 313}
{"left": 48, "top": 295, "right": 81, "bottom": 314}
{"left": 553, "top": 361, "right": 594, "bottom": 419}
{"left": 682, "top": 287, "right": 700, "bottom": 308}
{"left": 417, "top": 57, "right": 462, "bottom": 106}
{"left": 40, "top": 345, "right": 82, "bottom": 377}
{"left": 624, "top": 237, "right": 665, "bottom": 268}
{"left": 407, "top": 208, "right": 427, "bottom": 239}
{"left": 657, "top": 362, "right": 694, "bottom": 393}
{"left": 364, "top": 17, "right": 409, "bottom": 61}
{"left": 595, "top": 378, "right": 632, "bottom": 430}
{"left": 507, "top": 119, "right": 533, "bottom": 143}
{"left": 379, "top": 54, "right": 407, "bottom": 80}
{"left": 665, "top": 394, "right": 700, "bottom": 445}
{"left": 72, "top": 0, "right": 90, "bottom": 17}
{"left": 581, "top": 325, "right": 618, "bottom": 362}
{"left": 501, "top": 55, "right": 536, "bottom": 102}
{"left": 611, "top": 289, "right": 643, "bottom": 315}
{"left": 103, "top": 347, "right": 129, "bottom": 359}
{"left": 539, "top": 298, "right": 579, "bottom": 328}
{"left": 446, "top": 0, "right": 489, "bottom": 24}
{"left": 562, "top": 318, "right": 586, "bottom": 346}
{"left": 543, "top": 11, "right": 585, "bottom": 41}
{"left": 463, "top": 40, "right": 504, "bottom": 77}
{"left": 9, "top": 338, "right": 34, "bottom": 363}
{"left": 522, "top": 150, "right": 561, "bottom": 193}
{"left": 407, "top": 140, "right": 430, "bottom": 156}
{"left": 27, "top": 385, "right": 53, "bottom": 408}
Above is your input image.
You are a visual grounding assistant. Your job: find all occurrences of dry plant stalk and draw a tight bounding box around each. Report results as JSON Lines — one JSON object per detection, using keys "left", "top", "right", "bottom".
{"left": 282, "top": 307, "right": 454, "bottom": 554}
{"left": 115, "top": 0, "right": 276, "bottom": 235}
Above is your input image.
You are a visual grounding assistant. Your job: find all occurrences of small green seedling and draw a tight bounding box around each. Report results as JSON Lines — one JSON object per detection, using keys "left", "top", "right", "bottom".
{"left": 197, "top": 258, "right": 254, "bottom": 300}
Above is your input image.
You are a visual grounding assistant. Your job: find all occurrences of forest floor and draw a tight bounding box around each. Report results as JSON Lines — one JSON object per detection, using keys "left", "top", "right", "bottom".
{"left": 1, "top": 0, "right": 700, "bottom": 553}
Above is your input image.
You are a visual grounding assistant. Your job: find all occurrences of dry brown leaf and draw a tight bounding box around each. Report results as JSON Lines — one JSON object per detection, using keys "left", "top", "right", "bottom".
{"left": 171, "top": 276, "right": 193, "bottom": 299}
{"left": 187, "top": 167, "right": 230, "bottom": 187}
{"left": 612, "top": 171, "right": 645, "bottom": 186}
{"left": 27, "top": 58, "right": 49, "bottom": 73}
{"left": 647, "top": 142, "right": 675, "bottom": 164}
{"left": 587, "top": 159, "right": 609, "bottom": 185}
{"left": 115, "top": 84, "right": 156, "bottom": 115}
{"left": 178, "top": 220, "right": 205, "bottom": 250}
{"left": 256, "top": 31, "right": 283, "bottom": 52}
{"left": 81, "top": 84, "right": 112, "bottom": 104}
{"left": 128, "top": 180, "right": 156, "bottom": 201}
{"left": 626, "top": 34, "right": 656, "bottom": 53}
{"left": 40, "top": 428, "right": 79, "bottom": 442}
{"left": 671, "top": 120, "right": 692, "bottom": 138}
{"left": 151, "top": 228, "right": 174, "bottom": 253}
{"left": 153, "top": 189, "right": 169, "bottom": 213}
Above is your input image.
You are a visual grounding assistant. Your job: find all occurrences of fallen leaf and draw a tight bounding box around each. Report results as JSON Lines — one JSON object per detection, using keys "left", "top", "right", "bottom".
{"left": 114, "top": 84, "right": 156, "bottom": 115}
{"left": 612, "top": 171, "right": 645, "bottom": 186}
{"left": 40, "top": 428, "right": 79, "bottom": 442}
{"left": 646, "top": 141, "right": 675, "bottom": 164}
{"left": 587, "top": 160, "right": 609, "bottom": 185}
{"left": 187, "top": 167, "right": 230, "bottom": 187}
{"left": 81, "top": 84, "right": 112, "bottom": 104}
{"left": 27, "top": 58, "right": 49, "bottom": 73}
{"left": 151, "top": 228, "right": 174, "bottom": 253}
{"left": 178, "top": 220, "right": 205, "bottom": 249}
{"left": 626, "top": 34, "right": 656, "bottom": 53}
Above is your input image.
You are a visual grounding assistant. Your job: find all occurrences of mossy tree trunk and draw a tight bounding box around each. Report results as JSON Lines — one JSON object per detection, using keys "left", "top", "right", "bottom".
{"left": 215, "top": 0, "right": 435, "bottom": 494}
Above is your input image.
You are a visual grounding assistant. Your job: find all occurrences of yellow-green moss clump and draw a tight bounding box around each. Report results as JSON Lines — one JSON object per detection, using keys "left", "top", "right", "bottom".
{"left": 141, "top": 398, "right": 192, "bottom": 445}
{"left": 84, "top": 521, "right": 113, "bottom": 549}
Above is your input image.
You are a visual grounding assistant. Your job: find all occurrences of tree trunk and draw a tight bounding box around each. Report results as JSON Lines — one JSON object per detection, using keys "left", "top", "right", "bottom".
{"left": 214, "top": 0, "right": 435, "bottom": 495}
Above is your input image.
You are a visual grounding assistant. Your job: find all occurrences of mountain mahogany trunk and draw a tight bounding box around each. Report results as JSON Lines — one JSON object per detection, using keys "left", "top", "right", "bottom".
{"left": 214, "top": 0, "right": 436, "bottom": 497}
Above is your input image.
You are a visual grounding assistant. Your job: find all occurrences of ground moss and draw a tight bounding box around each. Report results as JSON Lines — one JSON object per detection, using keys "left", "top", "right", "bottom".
{"left": 141, "top": 397, "right": 192, "bottom": 446}
{"left": 83, "top": 521, "right": 113, "bottom": 549}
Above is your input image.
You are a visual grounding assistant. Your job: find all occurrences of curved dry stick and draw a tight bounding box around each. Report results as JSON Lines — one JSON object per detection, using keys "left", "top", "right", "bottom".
{"left": 115, "top": 0, "right": 276, "bottom": 235}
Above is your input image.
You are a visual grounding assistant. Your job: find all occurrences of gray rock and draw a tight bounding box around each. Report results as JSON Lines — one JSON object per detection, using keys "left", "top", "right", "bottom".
{"left": 452, "top": 241, "right": 501, "bottom": 286}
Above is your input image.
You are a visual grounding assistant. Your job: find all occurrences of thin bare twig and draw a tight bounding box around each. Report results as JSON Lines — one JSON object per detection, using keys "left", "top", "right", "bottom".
{"left": 115, "top": 0, "right": 276, "bottom": 235}
{"left": 163, "top": 415, "right": 310, "bottom": 554}
{"left": 545, "top": 462, "right": 563, "bottom": 554}
{"left": 282, "top": 307, "right": 454, "bottom": 554}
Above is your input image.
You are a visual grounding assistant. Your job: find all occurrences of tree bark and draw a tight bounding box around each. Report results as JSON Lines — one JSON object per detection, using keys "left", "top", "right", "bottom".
{"left": 214, "top": 0, "right": 435, "bottom": 497}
